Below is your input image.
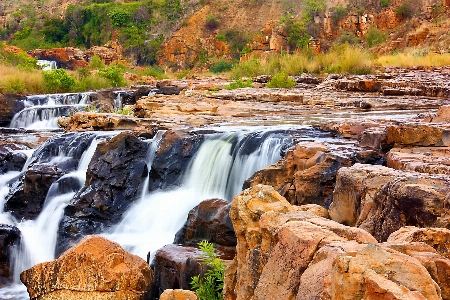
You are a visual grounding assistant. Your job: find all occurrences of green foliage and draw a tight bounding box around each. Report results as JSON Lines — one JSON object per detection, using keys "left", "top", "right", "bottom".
{"left": 205, "top": 14, "right": 221, "bottom": 31}
{"left": 225, "top": 30, "right": 249, "bottom": 58}
{"left": 42, "top": 69, "right": 76, "bottom": 93}
{"left": 337, "top": 31, "right": 360, "bottom": 45}
{"left": 191, "top": 241, "right": 225, "bottom": 300}
{"left": 89, "top": 55, "right": 105, "bottom": 70}
{"left": 13, "top": 26, "right": 32, "bottom": 40}
{"left": 116, "top": 107, "right": 133, "bottom": 115}
{"left": 98, "top": 63, "right": 127, "bottom": 87}
{"left": 209, "top": 60, "right": 233, "bottom": 73}
{"left": 224, "top": 78, "right": 253, "bottom": 89}
{"left": 0, "top": 50, "right": 38, "bottom": 70}
{"left": 137, "top": 66, "right": 168, "bottom": 80}
{"left": 41, "top": 18, "right": 69, "bottom": 43}
{"left": 395, "top": 1, "right": 416, "bottom": 18}
{"left": 366, "top": 26, "right": 387, "bottom": 47}
{"left": 380, "top": 0, "right": 391, "bottom": 7}
{"left": 164, "top": 0, "right": 183, "bottom": 21}
{"left": 284, "top": 18, "right": 311, "bottom": 49}
{"left": 216, "top": 34, "right": 226, "bottom": 41}
{"left": 266, "top": 72, "right": 296, "bottom": 88}
{"left": 332, "top": 5, "right": 348, "bottom": 25}
{"left": 108, "top": 7, "right": 131, "bottom": 27}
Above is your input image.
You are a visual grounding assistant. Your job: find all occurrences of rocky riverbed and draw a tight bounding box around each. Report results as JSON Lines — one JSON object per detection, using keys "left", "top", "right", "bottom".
{"left": 1, "top": 68, "right": 450, "bottom": 299}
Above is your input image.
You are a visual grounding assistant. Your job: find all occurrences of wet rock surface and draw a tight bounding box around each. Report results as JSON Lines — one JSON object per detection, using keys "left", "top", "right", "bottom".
{"left": 0, "top": 225, "right": 20, "bottom": 282}
{"left": 0, "top": 93, "right": 26, "bottom": 127}
{"left": 56, "top": 132, "right": 149, "bottom": 255}
{"left": 21, "top": 235, "right": 153, "bottom": 300}
{"left": 0, "top": 143, "right": 29, "bottom": 174}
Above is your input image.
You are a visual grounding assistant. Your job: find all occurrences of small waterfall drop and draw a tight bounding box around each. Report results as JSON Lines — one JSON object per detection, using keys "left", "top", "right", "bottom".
{"left": 9, "top": 93, "right": 90, "bottom": 130}
{"left": 103, "top": 128, "right": 294, "bottom": 260}
{"left": 37, "top": 60, "right": 57, "bottom": 71}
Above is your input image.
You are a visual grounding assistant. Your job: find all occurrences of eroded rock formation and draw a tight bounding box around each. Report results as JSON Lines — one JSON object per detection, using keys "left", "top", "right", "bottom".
{"left": 21, "top": 235, "right": 153, "bottom": 300}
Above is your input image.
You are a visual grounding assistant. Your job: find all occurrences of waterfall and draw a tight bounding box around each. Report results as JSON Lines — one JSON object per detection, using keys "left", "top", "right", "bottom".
{"left": 9, "top": 93, "right": 90, "bottom": 130}
{"left": 103, "top": 128, "right": 294, "bottom": 260}
{"left": 114, "top": 92, "right": 124, "bottom": 111}
{"left": 37, "top": 60, "right": 57, "bottom": 71}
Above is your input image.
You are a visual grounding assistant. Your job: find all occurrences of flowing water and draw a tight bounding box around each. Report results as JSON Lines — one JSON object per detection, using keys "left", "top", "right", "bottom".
{"left": 9, "top": 93, "right": 91, "bottom": 130}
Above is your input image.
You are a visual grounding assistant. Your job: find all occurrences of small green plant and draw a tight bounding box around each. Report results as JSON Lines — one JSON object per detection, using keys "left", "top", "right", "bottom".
{"left": 266, "top": 72, "right": 296, "bottom": 88}
{"left": 380, "top": 0, "right": 391, "bottom": 7}
{"left": 209, "top": 60, "right": 233, "bottom": 73}
{"left": 205, "top": 14, "right": 221, "bottom": 30}
{"left": 83, "top": 105, "right": 98, "bottom": 112}
{"left": 42, "top": 69, "right": 76, "bottom": 93}
{"left": 89, "top": 55, "right": 105, "bottom": 70}
{"left": 216, "top": 34, "right": 226, "bottom": 41}
{"left": 332, "top": 4, "right": 348, "bottom": 25}
{"left": 191, "top": 241, "right": 225, "bottom": 300}
{"left": 116, "top": 106, "right": 133, "bottom": 115}
{"left": 223, "top": 78, "right": 253, "bottom": 89}
{"left": 366, "top": 26, "right": 387, "bottom": 47}
{"left": 98, "top": 63, "right": 127, "bottom": 87}
{"left": 337, "top": 31, "right": 360, "bottom": 45}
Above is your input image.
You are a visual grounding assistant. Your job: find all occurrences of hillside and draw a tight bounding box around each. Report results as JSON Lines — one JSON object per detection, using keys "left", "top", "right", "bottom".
{"left": 0, "top": 0, "right": 449, "bottom": 71}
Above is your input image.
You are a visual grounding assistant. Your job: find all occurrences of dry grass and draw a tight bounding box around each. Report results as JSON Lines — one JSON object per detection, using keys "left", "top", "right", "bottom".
{"left": 0, "top": 65, "right": 44, "bottom": 93}
{"left": 377, "top": 50, "right": 450, "bottom": 68}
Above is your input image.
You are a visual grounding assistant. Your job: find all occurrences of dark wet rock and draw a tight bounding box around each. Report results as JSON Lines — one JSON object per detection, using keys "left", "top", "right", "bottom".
{"left": 0, "top": 225, "right": 20, "bottom": 283}
{"left": 0, "top": 144, "right": 29, "bottom": 174}
{"left": 56, "top": 132, "right": 149, "bottom": 255}
{"left": 0, "top": 93, "right": 26, "bottom": 127}
{"left": 5, "top": 163, "right": 64, "bottom": 220}
{"left": 148, "top": 131, "right": 203, "bottom": 192}
{"left": 174, "top": 199, "right": 236, "bottom": 247}
{"left": 157, "top": 81, "right": 188, "bottom": 95}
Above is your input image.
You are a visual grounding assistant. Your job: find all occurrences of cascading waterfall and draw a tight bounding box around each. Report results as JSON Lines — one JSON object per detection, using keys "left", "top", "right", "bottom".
{"left": 0, "top": 133, "right": 113, "bottom": 299}
{"left": 103, "top": 128, "right": 294, "bottom": 260}
{"left": 9, "top": 93, "right": 91, "bottom": 130}
{"left": 36, "top": 60, "right": 57, "bottom": 71}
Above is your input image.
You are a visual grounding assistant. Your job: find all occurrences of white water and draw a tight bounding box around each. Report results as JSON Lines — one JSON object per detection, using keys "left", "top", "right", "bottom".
{"left": 103, "top": 129, "right": 291, "bottom": 260}
{"left": 37, "top": 60, "right": 57, "bottom": 71}
{"left": 9, "top": 93, "right": 90, "bottom": 130}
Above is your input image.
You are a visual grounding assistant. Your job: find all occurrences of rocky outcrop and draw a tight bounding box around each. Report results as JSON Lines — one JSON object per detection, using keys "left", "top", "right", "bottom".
{"left": 159, "top": 289, "right": 198, "bottom": 300}
{"left": 0, "top": 143, "right": 29, "bottom": 174}
{"left": 5, "top": 163, "right": 64, "bottom": 220}
{"left": 174, "top": 198, "right": 236, "bottom": 247}
{"left": 21, "top": 235, "right": 153, "bottom": 300}
{"left": 0, "top": 225, "right": 20, "bottom": 282}
{"left": 329, "top": 163, "right": 450, "bottom": 241}
{"left": 387, "top": 147, "right": 450, "bottom": 174}
{"left": 225, "top": 184, "right": 450, "bottom": 300}
{"left": 151, "top": 244, "right": 207, "bottom": 298}
{"left": 386, "top": 123, "right": 450, "bottom": 147}
{"left": 0, "top": 93, "right": 25, "bottom": 127}
{"left": 59, "top": 112, "right": 163, "bottom": 132}
{"left": 57, "top": 132, "right": 149, "bottom": 255}
{"left": 148, "top": 131, "right": 204, "bottom": 192}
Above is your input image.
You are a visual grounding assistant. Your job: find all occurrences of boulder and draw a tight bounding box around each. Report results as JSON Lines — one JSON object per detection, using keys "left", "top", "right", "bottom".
{"left": 5, "top": 163, "right": 64, "bottom": 219}
{"left": 57, "top": 132, "right": 149, "bottom": 255}
{"left": 329, "top": 164, "right": 450, "bottom": 241}
{"left": 174, "top": 198, "right": 236, "bottom": 247}
{"left": 0, "top": 225, "right": 21, "bottom": 282}
{"left": 0, "top": 143, "right": 29, "bottom": 174}
{"left": 20, "top": 235, "right": 153, "bottom": 300}
{"left": 244, "top": 141, "right": 376, "bottom": 207}
{"left": 151, "top": 245, "right": 207, "bottom": 298}
{"left": 160, "top": 289, "right": 198, "bottom": 300}
{"left": 386, "top": 123, "right": 450, "bottom": 147}
{"left": 0, "top": 93, "right": 26, "bottom": 127}
{"left": 387, "top": 147, "right": 450, "bottom": 174}
{"left": 432, "top": 105, "right": 450, "bottom": 123}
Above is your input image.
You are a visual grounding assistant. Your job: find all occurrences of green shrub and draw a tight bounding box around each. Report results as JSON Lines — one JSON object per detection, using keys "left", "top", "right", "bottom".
{"left": 266, "top": 72, "right": 296, "bottom": 88}
{"left": 396, "top": 2, "right": 415, "bottom": 18}
{"left": 284, "top": 18, "right": 311, "bottom": 50}
{"left": 216, "top": 34, "right": 226, "bottom": 41}
{"left": 332, "top": 4, "right": 348, "bottom": 25}
{"left": 224, "top": 78, "right": 253, "bottom": 89}
{"left": 380, "top": 0, "right": 391, "bottom": 7}
{"left": 89, "top": 55, "right": 105, "bottom": 70}
{"left": 205, "top": 14, "right": 221, "bottom": 30}
{"left": 98, "top": 63, "right": 127, "bottom": 87}
{"left": 42, "top": 69, "right": 76, "bottom": 92}
{"left": 116, "top": 106, "right": 133, "bottom": 115}
{"left": 365, "top": 26, "right": 387, "bottom": 47}
{"left": 108, "top": 7, "right": 131, "bottom": 27}
{"left": 191, "top": 241, "right": 225, "bottom": 300}
{"left": 337, "top": 31, "right": 360, "bottom": 45}
{"left": 137, "top": 66, "right": 167, "bottom": 80}
{"left": 209, "top": 60, "right": 233, "bottom": 73}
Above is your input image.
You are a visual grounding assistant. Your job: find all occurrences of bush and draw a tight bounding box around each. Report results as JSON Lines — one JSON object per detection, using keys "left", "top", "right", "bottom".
{"left": 205, "top": 14, "right": 221, "bottom": 31}
{"left": 366, "top": 26, "right": 387, "bottom": 47}
{"left": 98, "top": 63, "right": 127, "bottom": 87}
{"left": 380, "top": 0, "right": 391, "bottom": 7}
{"left": 284, "top": 18, "right": 311, "bottom": 50}
{"left": 108, "top": 7, "right": 131, "bottom": 27}
{"left": 209, "top": 60, "right": 233, "bottom": 73}
{"left": 42, "top": 69, "right": 76, "bottom": 93}
{"left": 332, "top": 5, "right": 348, "bottom": 25}
{"left": 266, "top": 72, "right": 296, "bottom": 88}
{"left": 89, "top": 55, "right": 105, "bottom": 70}
{"left": 337, "top": 31, "right": 360, "bottom": 45}
{"left": 191, "top": 241, "right": 225, "bottom": 300}
{"left": 396, "top": 2, "right": 415, "bottom": 18}
{"left": 224, "top": 78, "right": 253, "bottom": 89}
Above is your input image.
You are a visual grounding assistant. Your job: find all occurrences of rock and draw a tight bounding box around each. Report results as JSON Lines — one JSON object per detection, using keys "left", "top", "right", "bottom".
{"left": 160, "top": 289, "right": 198, "bottom": 300}
{"left": 244, "top": 142, "right": 353, "bottom": 207}
{"left": 0, "top": 93, "right": 26, "bottom": 127}
{"left": 293, "top": 203, "right": 329, "bottom": 218}
{"left": 387, "top": 147, "right": 450, "bottom": 174}
{"left": 60, "top": 112, "right": 162, "bottom": 132}
{"left": 157, "top": 80, "right": 189, "bottom": 95}
{"left": 5, "top": 163, "right": 64, "bottom": 220}
{"left": 57, "top": 132, "right": 149, "bottom": 255}
{"left": 30, "top": 47, "right": 89, "bottom": 70}
{"left": 386, "top": 123, "right": 450, "bottom": 147}
{"left": 20, "top": 235, "right": 153, "bottom": 300}
{"left": 0, "top": 225, "right": 21, "bottom": 282}
{"left": 387, "top": 226, "right": 450, "bottom": 259}
{"left": 174, "top": 198, "right": 236, "bottom": 247}
{"left": 227, "top": 184, "right": 377, "bottom": 300}
{"left": 432, "top": 105, "right": 450, "bottom": 123}
{"left": 148, "top": 131, "right": 204, "bottom": 192}
{"left": 329, "top": 164, "right": 450, "bottom": 241}
{"left": 151, "top": 244, "right": 207, "bottom": 298}
{"left": 0, "top": 143, "right": 29, "bottom": 174}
